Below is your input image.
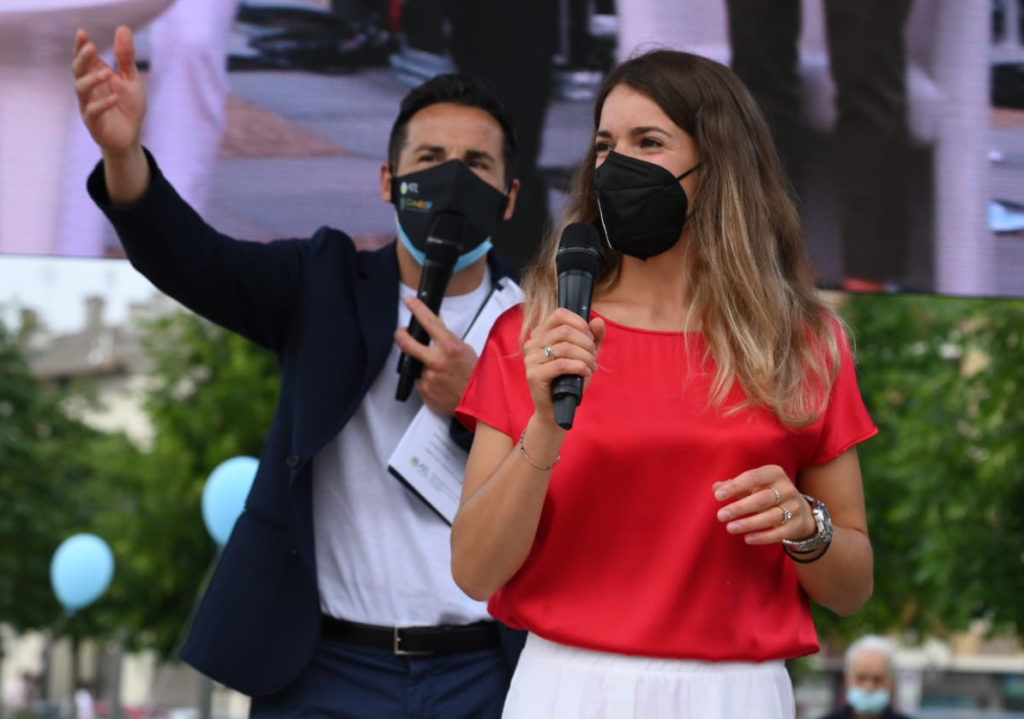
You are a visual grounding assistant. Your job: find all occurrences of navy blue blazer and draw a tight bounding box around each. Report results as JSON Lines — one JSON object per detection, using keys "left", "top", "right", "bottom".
{"left": 88, "top": 153, "right": 522, "bottom": 696}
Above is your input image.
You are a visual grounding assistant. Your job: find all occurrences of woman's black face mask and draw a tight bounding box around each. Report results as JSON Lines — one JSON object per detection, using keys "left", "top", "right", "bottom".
{"left": 594, "top": 151, "right": 700, "bottom": 260}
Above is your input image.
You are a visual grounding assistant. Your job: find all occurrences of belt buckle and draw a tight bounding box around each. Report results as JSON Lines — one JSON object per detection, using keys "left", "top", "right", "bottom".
{"left": 393, "top": 626, "right": 433, "bottom": 656}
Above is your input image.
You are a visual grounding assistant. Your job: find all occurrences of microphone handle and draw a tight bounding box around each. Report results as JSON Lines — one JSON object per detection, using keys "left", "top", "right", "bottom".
{"left": 395, "top": 317, "right": 429, "bottom": 401}
{"left": 553, "top": 382, "right": 583, "bottom": 430}
{"left": 551, "top": 269, "right": 595, "bottom": 429}
{"left": 396, "top": 258, "right": 453, "bottom": 401}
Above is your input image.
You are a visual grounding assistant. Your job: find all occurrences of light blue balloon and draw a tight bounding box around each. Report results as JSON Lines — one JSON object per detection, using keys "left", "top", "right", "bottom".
{"left": 50, "top": 534, "right": 115, "bottom": 613}
{"left": 202, "top": 455, "right": 258, "bottom": 546}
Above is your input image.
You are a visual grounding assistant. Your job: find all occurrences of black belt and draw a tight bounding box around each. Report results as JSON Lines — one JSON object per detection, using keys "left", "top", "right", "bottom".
{"left": 321, "top": 616, "right": 502, "bottom": 656}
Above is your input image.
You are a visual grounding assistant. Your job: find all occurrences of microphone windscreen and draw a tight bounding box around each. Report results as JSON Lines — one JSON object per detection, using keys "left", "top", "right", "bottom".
{"left": 556, "top": 223, "right": 601, "bottom": 275}
{"left": 425, "top": 211, "right": 466, "bottom": 262}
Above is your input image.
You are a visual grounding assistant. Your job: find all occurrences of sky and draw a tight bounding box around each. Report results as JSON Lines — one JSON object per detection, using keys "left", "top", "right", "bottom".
{"left": 0, "top": 255, "right": 159, "bottom": 335}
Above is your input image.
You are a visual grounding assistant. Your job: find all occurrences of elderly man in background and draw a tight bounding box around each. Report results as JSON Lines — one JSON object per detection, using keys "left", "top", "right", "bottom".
{"left": 821, "top": 635, "right": 913, "bottom": 719}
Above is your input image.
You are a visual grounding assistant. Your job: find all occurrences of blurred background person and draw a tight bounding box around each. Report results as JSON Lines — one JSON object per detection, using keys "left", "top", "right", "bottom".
{"left": 59, "top": 0, "right": 241, "bottom": 256}
{"left": 446, "top": 0, "right": 558, "bottom": 269}
{"left": 142, "top": 0, "right": 243, "bottom": 211}
{"left": 394, "top": 0, "right": 558, "bottom": 268}
{"left": 725, "top": 0, "right": 914, "bottom": 292}
{"left": 73, "top": 681, "right": 96, "bottom": 719}
{"left": 614, "top": 0, "right": 915, "bottom": 291}
{"left": 2, "top": 670, "right": 32, "bottom": 713}
{"left": 820, "top": 635, "right": 913, "bottom": 719}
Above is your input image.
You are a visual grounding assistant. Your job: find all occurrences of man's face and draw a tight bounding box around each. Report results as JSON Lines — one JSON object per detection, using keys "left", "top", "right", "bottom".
{"left": 848, "top": 649, "right": 894, "bottom": 693}
{"left": 381, "top": 102, "right": 518, "bottom": 221}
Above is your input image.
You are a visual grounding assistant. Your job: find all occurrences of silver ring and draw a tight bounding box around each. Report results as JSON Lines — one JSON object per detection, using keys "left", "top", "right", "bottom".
{"left": 544, "top": 345, "right": 556, "bottom": 360}
{"left": 769, "top": 487, "right": 781, "bottom": 506}
{"left": 778, "top": 506, "right": 793, "bottom": 525}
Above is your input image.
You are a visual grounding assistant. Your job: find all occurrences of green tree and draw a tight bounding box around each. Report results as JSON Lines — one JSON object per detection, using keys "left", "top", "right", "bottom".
{"left": 2, "top": 310, "right": 279, "bottom": 658}
{"left": 816, "top": 294, "right": 1024, "bottom": 642}
{"left": 13, "top": 294, "right": 1023, "bottom": 657}
{"left": 0, "top": 321, "right": 99, "bottom": 630}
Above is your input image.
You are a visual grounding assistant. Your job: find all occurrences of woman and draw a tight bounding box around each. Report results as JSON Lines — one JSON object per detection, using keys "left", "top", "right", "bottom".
{"left": 451, "top": 50, "right": 877, "bottom": 718}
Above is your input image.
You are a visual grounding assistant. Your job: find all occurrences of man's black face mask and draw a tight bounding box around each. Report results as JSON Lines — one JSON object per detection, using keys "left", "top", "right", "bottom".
{"left": 391, "top": 159, "right": 508, "bottom": 269}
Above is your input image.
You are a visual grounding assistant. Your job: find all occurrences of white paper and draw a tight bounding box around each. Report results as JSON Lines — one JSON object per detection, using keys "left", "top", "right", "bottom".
{"left": 387, "top": 277, "right": 524, "bottom": 524}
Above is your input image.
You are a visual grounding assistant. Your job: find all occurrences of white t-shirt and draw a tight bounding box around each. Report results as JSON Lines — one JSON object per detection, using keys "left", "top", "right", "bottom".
{"left": 312, "top": 268, "right": 493, "bottom": 626}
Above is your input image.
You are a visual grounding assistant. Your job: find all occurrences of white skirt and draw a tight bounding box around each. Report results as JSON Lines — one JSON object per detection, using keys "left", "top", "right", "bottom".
{"left": 502, "top": 633, "right": 796, "bottom": 719}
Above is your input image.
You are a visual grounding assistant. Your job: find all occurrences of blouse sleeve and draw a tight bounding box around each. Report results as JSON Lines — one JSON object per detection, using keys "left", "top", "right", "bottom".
{"left": 455, "top": 306, "right": 527, "bottom": 438}
{"left": 808, "top": 323, "right": 879, "bottom": 466}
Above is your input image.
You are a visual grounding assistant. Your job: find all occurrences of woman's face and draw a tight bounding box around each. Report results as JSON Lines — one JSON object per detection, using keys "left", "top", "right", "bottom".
{"left": 594, "top": 83, "right": 701, "bottom": 200}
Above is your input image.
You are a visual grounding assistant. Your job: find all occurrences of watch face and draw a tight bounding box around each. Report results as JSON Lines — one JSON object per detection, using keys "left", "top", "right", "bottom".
{"left": 812, "top": 506, "right": 826, "bottom": 534}
{"left": 813, "top": 500, "right": 834, "bottom": 543}
{"left": 783, "top": 495, "right": 833, "bottom": 553}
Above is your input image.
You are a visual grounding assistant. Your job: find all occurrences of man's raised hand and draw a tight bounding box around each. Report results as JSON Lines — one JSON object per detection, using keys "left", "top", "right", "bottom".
{"left": 73, "top": 26, "right": 146, "bottom": 157}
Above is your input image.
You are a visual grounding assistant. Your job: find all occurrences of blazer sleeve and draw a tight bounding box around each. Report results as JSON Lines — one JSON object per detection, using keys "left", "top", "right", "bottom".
{"left": 87, "top": 149, "right": 311, "bottom": 352}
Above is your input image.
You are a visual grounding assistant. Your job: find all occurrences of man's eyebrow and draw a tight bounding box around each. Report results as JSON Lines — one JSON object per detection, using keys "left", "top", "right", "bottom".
{"left": 409, "top": 144, "right": 446, "bottom": 155}
{"left": 464, "top": 149, "right": 496, "bottom": 163}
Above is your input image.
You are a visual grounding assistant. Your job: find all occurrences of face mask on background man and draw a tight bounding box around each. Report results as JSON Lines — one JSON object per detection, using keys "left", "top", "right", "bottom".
{"left": 846, "top": 687, "right": 891, "bottom": 716}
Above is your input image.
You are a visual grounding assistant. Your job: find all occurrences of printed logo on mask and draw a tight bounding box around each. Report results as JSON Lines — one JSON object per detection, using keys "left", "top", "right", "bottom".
{"left": 398, "top": 181, "right": 432, "bottom": 212}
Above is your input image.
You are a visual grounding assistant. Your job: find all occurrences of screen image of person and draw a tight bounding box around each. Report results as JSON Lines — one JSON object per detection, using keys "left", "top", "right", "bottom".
{"left": 452, "top": 50, "right": 878, "bottom": 718}
{"left": 72, "top": 25, "right": 527, "bottom": 717}
{"left": 726, "top": 0, "right": 914, "bottom": 293}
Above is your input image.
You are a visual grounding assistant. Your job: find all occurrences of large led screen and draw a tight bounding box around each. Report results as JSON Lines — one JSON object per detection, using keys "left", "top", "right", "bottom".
{"left": 1, "top": 0, "right": 1022, "bottom": 298}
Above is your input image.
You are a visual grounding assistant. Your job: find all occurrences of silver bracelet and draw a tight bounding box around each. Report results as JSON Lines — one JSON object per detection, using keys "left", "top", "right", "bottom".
{"left": 518, "top": 429, "right": 560, "bottom": 471}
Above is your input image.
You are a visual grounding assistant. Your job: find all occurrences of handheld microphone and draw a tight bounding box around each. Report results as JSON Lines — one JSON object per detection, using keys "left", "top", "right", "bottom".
{"left": 395, "top": 212, "right": 464, "bottom": 401}
{"left": 551, "top": 223, "right": 602, "bottom": 429}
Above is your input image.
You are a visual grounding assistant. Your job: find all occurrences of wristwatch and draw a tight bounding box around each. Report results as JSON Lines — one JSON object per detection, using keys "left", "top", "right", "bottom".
{"left": 782, "top": 494, "right": 833, "bottom": 553}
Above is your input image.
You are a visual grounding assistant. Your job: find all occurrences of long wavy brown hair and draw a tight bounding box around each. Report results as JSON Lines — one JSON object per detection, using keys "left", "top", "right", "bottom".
{"left": 521, "top": 50, "right": 842, "bottom": 427}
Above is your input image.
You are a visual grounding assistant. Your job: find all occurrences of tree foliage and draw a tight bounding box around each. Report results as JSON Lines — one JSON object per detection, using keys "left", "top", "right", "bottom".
{"left": 1, "top": 312, "right": 279, "bottom": 658}
{"left": 6, "top": 292, "right": 1024, "bottom": 657}
{"left": 816, "top": 294, "right": 1024, "bottom": 643}
{"left": 0, "top": 321, "right": 100, "bottom": 631}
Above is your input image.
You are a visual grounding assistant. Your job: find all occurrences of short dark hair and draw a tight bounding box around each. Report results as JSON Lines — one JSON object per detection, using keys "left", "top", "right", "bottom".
{"left": 387, "top": 73, "right": 518, "bottom": 187}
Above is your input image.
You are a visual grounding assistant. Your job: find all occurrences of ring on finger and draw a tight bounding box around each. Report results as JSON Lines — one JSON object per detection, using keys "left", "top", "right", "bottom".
{"left": 544, "top": 345, "right": 556, "bottom": 360}
{"left": 778, "top": 506, "right": 792, "bottom": 525}
{"left": 769, "top": 487, "right": 781, "bottom": 506}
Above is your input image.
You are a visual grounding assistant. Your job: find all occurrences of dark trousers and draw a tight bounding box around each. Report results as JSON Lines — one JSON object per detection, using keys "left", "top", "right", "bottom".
{"left": 249, "top": 638, "right": 513, "bottom": 718}
{"left": 446, "top": 1, "right": 558, "bottom": 269}
{"left": 726, "top": 0, "right": 913, "bottom": 283}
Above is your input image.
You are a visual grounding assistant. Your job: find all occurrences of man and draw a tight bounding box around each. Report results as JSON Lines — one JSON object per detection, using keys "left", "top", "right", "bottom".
{"left": 72, "top": 25, "right": 524, "bottom": 717}
{"left": 821, "top": 635, "right": 913, "bottom": 719}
